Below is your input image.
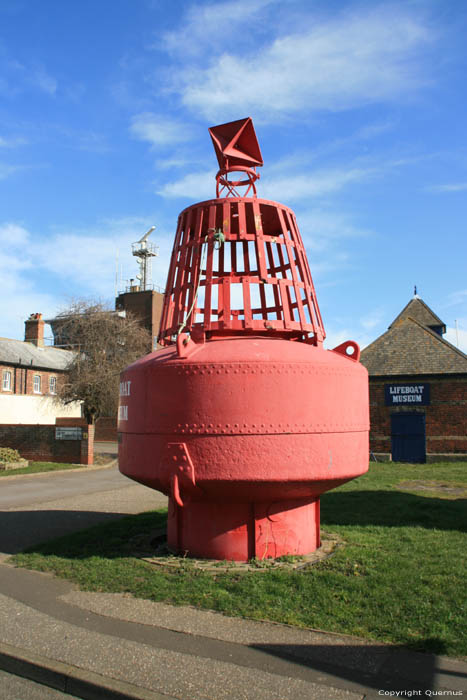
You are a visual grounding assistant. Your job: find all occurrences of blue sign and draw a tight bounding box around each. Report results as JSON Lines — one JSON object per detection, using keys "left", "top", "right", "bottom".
{"left": 385, "top": 383, "right": 430, "bottom": 406}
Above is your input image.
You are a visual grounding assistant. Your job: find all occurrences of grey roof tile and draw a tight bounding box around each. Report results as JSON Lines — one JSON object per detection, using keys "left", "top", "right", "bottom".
{"left": 360, "top": 316, "right": 467, "bottom": 376}
{"left": 0, "top": 338, "right": 74, "bottom": 371}
{"left": 389, "top": 297, "right": 446, "bottom": 333}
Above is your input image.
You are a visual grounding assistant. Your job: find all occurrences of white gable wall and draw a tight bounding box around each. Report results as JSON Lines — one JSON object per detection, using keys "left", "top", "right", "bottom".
{"left": 0, "top": 395, "right": 81, "bottom": 424}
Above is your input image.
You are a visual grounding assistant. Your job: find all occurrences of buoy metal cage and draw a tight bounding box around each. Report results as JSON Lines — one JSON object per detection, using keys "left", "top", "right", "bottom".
{"left": 158, "top": 197, "right": 325, "bottom": 345}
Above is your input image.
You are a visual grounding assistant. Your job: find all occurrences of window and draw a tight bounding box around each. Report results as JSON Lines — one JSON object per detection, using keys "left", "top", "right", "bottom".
{"left": 2, "top": 371, "right": 12, "bottom": 392}
{"left": 49, "top": 376, "right": 57, "bottom": 395}
{"left": 33, "top": 374, "right": 41, "bottom": 394}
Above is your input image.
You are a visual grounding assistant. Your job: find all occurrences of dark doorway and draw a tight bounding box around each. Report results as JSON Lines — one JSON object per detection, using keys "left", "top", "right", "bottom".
{"left": 391, "top": 413, "right": 426, "bottom": 463}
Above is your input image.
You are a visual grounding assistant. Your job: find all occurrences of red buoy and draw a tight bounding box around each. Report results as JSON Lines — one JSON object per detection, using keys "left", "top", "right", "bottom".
{"left": 118, "top": 118, "right": 369, "bottom": 561}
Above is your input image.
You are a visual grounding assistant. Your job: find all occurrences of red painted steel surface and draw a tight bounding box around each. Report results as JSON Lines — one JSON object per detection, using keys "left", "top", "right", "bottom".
{"left": 157, "top": 197, "right": 324, "bottom": 344}
{"left": 209, "top": 117, "right": 263, "bottom": 197}
{"left": 119, "top": 118, "right": 369, "bottom": 561}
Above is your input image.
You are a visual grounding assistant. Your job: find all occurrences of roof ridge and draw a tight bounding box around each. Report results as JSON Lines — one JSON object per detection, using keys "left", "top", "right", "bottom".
{"left": 360, "top": 315, "right": 467, "bottom": 376}
{"left": 403, "top": 316, "right": 467, "bottom": 359}
{"left": 369, "top": 315, "right": 466, "bottom": 358}
{"left": 0, "top": 337, "right": 72, "bottom": 350}
{"left": 389, "top": 297, "right": 445, "bottom": 331}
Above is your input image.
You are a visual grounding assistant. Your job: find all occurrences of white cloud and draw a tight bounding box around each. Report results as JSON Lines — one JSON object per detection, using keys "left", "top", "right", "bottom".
{"left": 0, "top": 163, "right": 23, "bottom": 180}
{"left": 260, "top": 166, "right": 375, "bottom": 202}
{"left": 360, "top": 310, "right": 385, "bottom": 331}
{"left": 1, "top": 288, "right": 60, "bottom": 344}
{"left": 156, "top": 169, "right": 216, "bottom": 200}
{"left": 31, "top": 218, "right": 168, "bottom": 298}
{"left": 354, "top": 121, "right": 396, "bottom": 141}
{"left": 0, "top": 223, "right": 57, "bottom": 340}
{"left": 1, "top": 56, "right": 58, "bottom": 97}
{"left": 427, "top": 182, "right": 467, "bottom": 193}
{"left": 0, "top": 135, "right": 27, "bottom": 148}
{"left": 323, "top": 326, "right": 373, "bottom": 352}
{"left": 161, "top": 0, "right": 276, "bottom": 57}
{"left": 445, "top": 289, "right": 467, "bottom": 307}
{"left": 177, "top": 7, "right": 432, "bottom": 121}
{"left": 130, "top": 113, "right": 194, "bottom": 147}
{"left": 445, "top": 325, "right": 467, "bottom": 354}
{"left": 154, "top": 156, "right": 198, "bottom": 170}
{"left": 0, "top": 217, "right": 174, "bottom": 341}
{"left": 156, "top": 156, "right": 377, "bottom": 203}
{"left": 0, "top": 222, "right": 30, "bottom": 246}
{"left": 297, "top": 209, "right": 373, "bottom": 253}
{"left": 33, "top": 67, "right": 57, "bottom": 95}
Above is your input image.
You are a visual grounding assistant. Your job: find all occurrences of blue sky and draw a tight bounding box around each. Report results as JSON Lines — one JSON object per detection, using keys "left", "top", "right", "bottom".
{"left": 1, "top": 0, "right": 466, "bottom": 351}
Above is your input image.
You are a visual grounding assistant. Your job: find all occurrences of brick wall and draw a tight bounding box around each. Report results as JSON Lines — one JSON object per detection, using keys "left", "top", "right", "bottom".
{"left": 115, "top": 289, "right": 164, "bottom": 349}
{"left": 56, "top": 417, "right": 87, "bottom": 427}
{"left": 0, "top": 424, "right": 93, "bottom": 464}
{"left": 56, "top": 416, "right": 117, "bottom": 442}
{"left": 94, "top": 417, "right": 117, "bottom": 441}
{"left": 369, "top": 376, "right": 467, "bottom": 455}
{"left": 1, "top": 364, "right": 64, "bottom": 396}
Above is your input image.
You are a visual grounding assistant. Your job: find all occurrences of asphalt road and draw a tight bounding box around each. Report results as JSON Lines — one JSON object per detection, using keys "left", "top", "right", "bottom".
{"left": 0, "top": 668, "right": 79, "bottom": 699}
{"left": 0, "top": 465, "right": 167, "bottom": 558}
{"left": 0, "top": 465, "right": 140, "bottom": 509}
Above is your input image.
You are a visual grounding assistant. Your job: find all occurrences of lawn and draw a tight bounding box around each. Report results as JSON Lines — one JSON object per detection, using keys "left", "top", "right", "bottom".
{"left": 0, "top": 454, "right": 114, "bottom": 477}
{"left": 0, "top": 461, "right": 84, "bottom": 476}
{"left": 10, "top": 461, "right": 467, "bottom": 658}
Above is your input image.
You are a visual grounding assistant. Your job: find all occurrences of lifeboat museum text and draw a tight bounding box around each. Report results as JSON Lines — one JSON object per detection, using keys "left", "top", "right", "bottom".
{"left": 384, "top": 384, "right": 430, "bottom": 406}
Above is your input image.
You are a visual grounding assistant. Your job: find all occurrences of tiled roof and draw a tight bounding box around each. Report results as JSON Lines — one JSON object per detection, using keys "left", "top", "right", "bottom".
{"left": 360, "top": 316, "right": 467, "bottom": 376}
{"left": 0, "top": 338, "right": 74, "bottom": 371}
{"left": 389, "top": 297, "right": 446, "bottom": 333}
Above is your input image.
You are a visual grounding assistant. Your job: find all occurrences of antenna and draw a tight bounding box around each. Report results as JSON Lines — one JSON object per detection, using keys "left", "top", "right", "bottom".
{"left": 132, "top": 226, "right": 158, "bottom": 291}
{"left": 115, "top": 248, "right": 119, "bottom": 298}
{"left": 138, "top": 225, "right": 156, "bottom": 245}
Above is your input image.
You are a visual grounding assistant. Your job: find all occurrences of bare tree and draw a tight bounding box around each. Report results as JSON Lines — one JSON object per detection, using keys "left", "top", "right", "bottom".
{"left": 56, "top": 300, "right": 151, "bottom": 425}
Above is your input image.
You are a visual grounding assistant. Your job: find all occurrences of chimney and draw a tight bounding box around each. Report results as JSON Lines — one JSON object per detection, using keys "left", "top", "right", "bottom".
{"left": 25, "top": 313, "right": 45, "bottom": 347}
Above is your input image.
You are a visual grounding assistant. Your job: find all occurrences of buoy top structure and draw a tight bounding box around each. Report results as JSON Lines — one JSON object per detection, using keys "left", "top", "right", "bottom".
{"left": 118, "top": 117, "right": 369, "bottom": 562}
{"left": 157, "top": 117, "right": 327, "bottom": 350}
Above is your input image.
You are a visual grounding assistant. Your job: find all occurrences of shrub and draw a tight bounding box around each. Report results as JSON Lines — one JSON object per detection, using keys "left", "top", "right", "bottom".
{"left": 0, "top": 447, "right": 22, "bottom": 463}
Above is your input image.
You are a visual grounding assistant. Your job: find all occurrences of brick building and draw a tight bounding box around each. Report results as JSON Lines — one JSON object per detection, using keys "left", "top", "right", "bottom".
{"left": 360, "top": 296, "right": 467, "bottom": 463}
{"left": 115, "top": 286, "right": 164, "bottom": 351}
{"left": 0, "top": 313, "right": 81, "bottom": 424}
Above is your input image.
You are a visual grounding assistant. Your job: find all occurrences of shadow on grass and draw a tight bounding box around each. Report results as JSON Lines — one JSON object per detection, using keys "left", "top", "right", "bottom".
{"left": 321, "top": 490, "right": 467, "bottom": 532}
{"left": 8, "top": 509, "right": 167, "bottom": 559}
{"left": 9, "top": 487, "right": 466, "bottom": 563}
{"left": 0, "top": 510, "right": 149, "bottom": 555}
{"left": 8, "top": 487, "right": 466, "bottom": 562}
{"left": 250, "top": 638, "right": 466, "bottom": 693}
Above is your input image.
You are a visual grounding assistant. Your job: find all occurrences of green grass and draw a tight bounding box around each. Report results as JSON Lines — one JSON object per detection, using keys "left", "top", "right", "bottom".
{"left": 10, "top": 461, "right": 467, "bottom": 657}
{"left": 0, "top": 453, "right": 113, "bottom": 477}
{"left": 0, "top": 461, "right": 85, "bottom": 476}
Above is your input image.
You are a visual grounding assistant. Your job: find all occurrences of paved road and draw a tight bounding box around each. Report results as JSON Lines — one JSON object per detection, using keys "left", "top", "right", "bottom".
{"left": 94, "top": 441, "right": 118, "bottom": 456}
{"left": 0, "top": 668, "right": 78, "bottom": 699}
{"left": 0, "top": 465, "right": 167, "bottom": 558}
{"left": 0, "top": 465, "right": 142, "bottom": 510}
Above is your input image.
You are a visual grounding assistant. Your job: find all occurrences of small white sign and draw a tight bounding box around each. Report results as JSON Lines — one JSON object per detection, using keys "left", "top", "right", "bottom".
{"left": 55, "top": 427, "right": 82, "bottom": 440}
